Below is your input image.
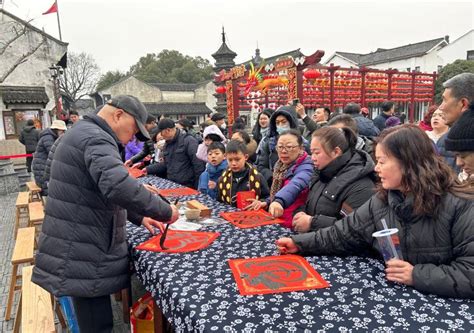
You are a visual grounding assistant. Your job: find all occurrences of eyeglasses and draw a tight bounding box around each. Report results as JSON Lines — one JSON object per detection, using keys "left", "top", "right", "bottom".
{"left": 276, "top": 145, "right": 300, "bottom": 152}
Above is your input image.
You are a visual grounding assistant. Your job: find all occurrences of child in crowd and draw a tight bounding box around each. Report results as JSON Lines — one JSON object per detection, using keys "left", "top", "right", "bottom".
{"left": 198, "top": 142, "right": 228, "bottom": 199}
{"left": 196, "top": 124, "right": 227, "bottom": 162}
{"left": 231, "top": 130, "right": 258, "bottom": 163}
{"left": 217, "top": 140, "right": 269, "bottom": 207}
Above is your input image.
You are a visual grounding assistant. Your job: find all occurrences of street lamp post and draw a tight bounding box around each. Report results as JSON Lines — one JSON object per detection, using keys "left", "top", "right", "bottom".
{"left": 49, "top": 65, "right": 63, "bottom": 119}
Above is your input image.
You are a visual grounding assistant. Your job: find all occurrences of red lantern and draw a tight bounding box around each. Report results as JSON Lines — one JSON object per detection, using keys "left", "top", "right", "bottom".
{"left": 215, "top": 86, "right": 226, "bottom": 94}
{"left": 303, "top": 69, "right": 321, "bottom": 80}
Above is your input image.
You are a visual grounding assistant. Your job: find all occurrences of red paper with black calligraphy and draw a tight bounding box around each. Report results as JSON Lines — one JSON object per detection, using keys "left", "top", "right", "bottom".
{"left": 127, "top": 167, "right": 145, "bottom": 179}
{"left": 136, "top": 230, "right": 219, "bottom": 253}
{"left": 236, "top": 191, "right": 256, "bottom": 210}
{"left": 158, "top": 188, "right": 199, "bottom": 197}
{"left": 220, "top": 210, "right": 284, "bottom": 229}
{"left": 229, "top": 255, "right": 329, "bottom": 295}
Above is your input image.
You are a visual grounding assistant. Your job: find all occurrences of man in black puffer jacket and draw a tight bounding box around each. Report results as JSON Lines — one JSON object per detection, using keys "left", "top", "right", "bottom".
{"left": 343, "top": 102, "right": 380, "bottom": 137}
{"left": 32, "top": 120, "right": 67, "bottom": 192}
{"left": 19, "top": 119, "right": 40, "bottom": 172}
{"left": 146, "top": 118, "right": 205, "bottom": 188}
{"left": 32, "top": 95, "right": 179, "bottom": 332}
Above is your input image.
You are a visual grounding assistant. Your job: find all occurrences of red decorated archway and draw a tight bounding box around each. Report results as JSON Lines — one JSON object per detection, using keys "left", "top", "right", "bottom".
{"left": 214, "top": 50, "right": 436, "bottom": 124}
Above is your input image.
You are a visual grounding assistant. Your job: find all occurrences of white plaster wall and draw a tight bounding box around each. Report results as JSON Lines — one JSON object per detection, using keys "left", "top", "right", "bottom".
{"left": 200, "top": 81, "right": 217, "bottom": 110}
{"left": 369, "top": 51, "right": 443, "bottom": 73}
{"left": 0, "top": 14, "right": 67, "bottom": 113}
{"left": 101, "top": 76, "right": 162, "bottom": 103}
{"left": 324, "top": 55, "right": 357, "bottom": 68}
{"left": 0, "top": 100, "right": 5, "bottom": 140}
{"left": 161, "top": 91, "right": 194, "bottom": 103}
{"left": 437, "top": 31, "right": 474, "bottom": 64}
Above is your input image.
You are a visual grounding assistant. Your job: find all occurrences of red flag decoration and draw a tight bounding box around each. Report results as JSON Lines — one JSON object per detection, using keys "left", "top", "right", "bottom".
{"left": 42, "top": 2, "right": 58, "bottom": 15}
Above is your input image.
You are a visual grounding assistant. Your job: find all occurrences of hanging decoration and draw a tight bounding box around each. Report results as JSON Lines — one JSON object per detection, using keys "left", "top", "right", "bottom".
{"left": 239, "top": 62, "right": 289, "bottom": 96}
{"left": 215, "top": 86, "right": 226, "bottom": 94}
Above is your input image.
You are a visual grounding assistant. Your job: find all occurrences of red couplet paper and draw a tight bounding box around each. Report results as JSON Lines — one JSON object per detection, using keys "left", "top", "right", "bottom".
{"left": 127, "top": 167, "right": 145, "bottom": 179}
{"left": 220, "top": 210, "right": 284, "bottom": 229}
{"left": 136, "top": 230, "right": 219, "bottom": 253}
{"left": 236, "top": 191, "right": 256, "bottom": 210}
{"left": 158, "top": 188, "right": 199, "bottom": 197}
{"left": 228, "top": 255, "right": 329, "bottom": 295}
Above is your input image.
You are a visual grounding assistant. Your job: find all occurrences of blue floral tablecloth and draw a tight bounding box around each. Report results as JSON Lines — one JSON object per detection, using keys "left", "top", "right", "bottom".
{"left": 127, "top": 176, "right": 474, "bottom": 332}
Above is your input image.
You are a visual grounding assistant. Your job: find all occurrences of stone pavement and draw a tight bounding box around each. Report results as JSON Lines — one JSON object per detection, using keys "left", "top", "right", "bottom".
{"left": 0, "top": 193, "right": 131, "bottom": 333}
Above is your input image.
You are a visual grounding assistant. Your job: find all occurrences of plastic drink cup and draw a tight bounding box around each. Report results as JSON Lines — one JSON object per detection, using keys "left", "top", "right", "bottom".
{"left": 372, "top": 228, "right": 403, "bottom": 262}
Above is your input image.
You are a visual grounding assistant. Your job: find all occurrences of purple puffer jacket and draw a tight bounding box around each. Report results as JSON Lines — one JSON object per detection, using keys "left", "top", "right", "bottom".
{"left": 268, "top": 153, "right": 314, "bottom": 228}
{"left": 125, "top": 139, "right": 144, "bottom": 161}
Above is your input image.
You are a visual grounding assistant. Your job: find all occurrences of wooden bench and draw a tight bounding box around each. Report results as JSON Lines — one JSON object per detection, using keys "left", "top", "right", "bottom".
{"left": 5, "top": 227, "right": 35, "bottom": 322}
{"left": 28, "top": 202, "right": 44, "bottom": 243}
{"left": 19, "top": 266, "right": 56, "bottom": 333}
{"left": 14, "top": 192, "right": 30, "bottom": 238}
{"left": 26, "top": 181, "right": 42, "bottom": 202}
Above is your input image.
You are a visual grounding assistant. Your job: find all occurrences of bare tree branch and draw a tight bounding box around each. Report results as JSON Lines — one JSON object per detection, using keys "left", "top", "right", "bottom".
{"left": 0, "top": 20, "right": 31, "bottom": 55}
{"left": 59, "top": 51, "right": 100, "bottom": 103}
{"left": 0, "top": 36, "right": 46, "bottom": 83}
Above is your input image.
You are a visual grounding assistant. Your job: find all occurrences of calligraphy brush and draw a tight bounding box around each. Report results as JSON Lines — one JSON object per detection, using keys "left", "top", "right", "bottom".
{"left": 159, "top": 197, "right": 179, "bottom": 250}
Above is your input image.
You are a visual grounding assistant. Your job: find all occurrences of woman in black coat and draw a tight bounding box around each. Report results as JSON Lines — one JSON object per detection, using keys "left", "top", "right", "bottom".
{"left": 251, "top": 108, "right": 273, "bottom": 144}
{"left": 32, "top": 120, "right": 66, "bottom": 192}
{"left": 292, "top": 127, "right": 376, "bottom": 232}
{"left": 277, "top": 125, "right": 474, "bottom": 299}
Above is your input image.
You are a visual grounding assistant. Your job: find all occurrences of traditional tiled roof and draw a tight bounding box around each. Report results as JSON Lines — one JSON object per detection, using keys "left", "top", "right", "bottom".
{"left": 241, "top": 49, "right": 304, "bottom": 66}
{"left": 333, "top": 37, "right": 447, "bottom": 66}
{"left": 212, "top": 28, "right": 237, "bottom": 60}
{"left": 144, "top": 103, "right": 213, "bottom": 115}
{"left": 149, "top": 82, "right": 200, "bottom": 91}
{"left": 212, "top": 42, "right": 237, "bottom": 58}
{"left": 334, "top": 52, "right": 362, "bottom": 64}
{"left": 0, "top": 85, "right": 49, "bottom": 105}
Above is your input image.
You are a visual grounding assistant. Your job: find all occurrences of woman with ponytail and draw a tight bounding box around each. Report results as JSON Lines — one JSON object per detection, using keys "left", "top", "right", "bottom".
{"left": 246, "top": 129, "right": 313, "bottom": 228}
{"left": 292, "top": 126, "right": 376, "bottom": 233}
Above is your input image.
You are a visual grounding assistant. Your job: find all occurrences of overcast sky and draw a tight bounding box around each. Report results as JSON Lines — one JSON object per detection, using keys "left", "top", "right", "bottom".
{"left": 3, "top": 0, "right": 473, "bottom": 74}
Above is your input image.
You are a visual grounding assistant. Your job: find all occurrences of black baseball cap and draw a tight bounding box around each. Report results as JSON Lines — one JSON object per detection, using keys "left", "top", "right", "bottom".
{"left": 211, "top": 113, "right": 226, "bottom": 122}
{"left": 107, "top": 95, "right": 150, "bottom": 141}
{"left": 157, "top": 118, "right": 176, "bottom": 132}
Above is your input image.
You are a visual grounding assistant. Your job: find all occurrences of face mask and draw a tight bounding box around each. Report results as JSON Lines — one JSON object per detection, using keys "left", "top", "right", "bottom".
{"left": 220, "top": 123, "right": 227, "bottom": 130}
{"left": 276, "top": 125, "right": 289, "bottom": 135}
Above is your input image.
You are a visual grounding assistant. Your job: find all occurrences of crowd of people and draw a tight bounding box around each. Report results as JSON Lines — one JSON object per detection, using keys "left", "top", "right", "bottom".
{"left": 20, "top": 73, "right": 473, "bottom": 331}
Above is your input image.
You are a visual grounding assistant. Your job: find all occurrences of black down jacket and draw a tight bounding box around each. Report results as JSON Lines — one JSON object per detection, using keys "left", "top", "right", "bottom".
{"left": 257, "top": 109, "right": 310, "bottom": 184}
{"left": 299, "top": 149, "right": 376, "bottom": 230}
{"left": 42, "top": 136, "right": 63, "bottom": 196}
{"left": 32, "top": 114, "right": 172, "bottom": 298}
{"left": 32, "top": 128, "right": 59, "bottom": 189}
{"left": 146, "top": 129, "right": 205, "bottom": 188}
{"left": 19, "top": 125, "right": 40, "bottom": 153}
{"left": 291, "top": 191, "right": 474, "bottom": 299}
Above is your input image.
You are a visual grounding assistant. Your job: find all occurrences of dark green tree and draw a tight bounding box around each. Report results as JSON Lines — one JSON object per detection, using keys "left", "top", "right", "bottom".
{"left": 129, "top": 50, "right": 213, "bottom": 84}
{"left": 96, "top": 70, "right": 127, "bottom": 91}
{"left": 435, "top": 60, "right": 474, "bottom": 103}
